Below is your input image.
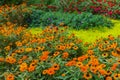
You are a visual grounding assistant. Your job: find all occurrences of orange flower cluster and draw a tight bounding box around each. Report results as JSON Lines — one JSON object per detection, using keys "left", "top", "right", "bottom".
{"left": 39, "top": 51, "right": 50, "bottom": 61}
{"left": 42, "top": 64, "right": 60, "bottom": 75}
{"left": 5, "top": 73, "right": 14, "bottom": 80}
{"left": 5, "top": 56, "right": 16, "bottom": 64}
{"left": 0, "top": 3, "right": 29, "bottom": 26}
{"left": 19, "top": 62, "right": 28, "bottom": 72}
{"left": 28, "top": 60, "right": 38, "bottom": 72}
{"left": 1, "top": 22, "right": 120, "bottom": 79}
{"left": 0, "top": 57, "right": 4, "bottom": 62}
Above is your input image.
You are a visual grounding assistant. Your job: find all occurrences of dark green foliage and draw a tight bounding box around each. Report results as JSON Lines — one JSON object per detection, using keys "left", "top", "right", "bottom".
{"left": 25, "top": 9, "right": 44, "bottom": 27}
{"left": 0, "top": 0, "right": 23, "bottom": 5}
{"left": 27, "top": 9, "right": 113, "bottom": 29}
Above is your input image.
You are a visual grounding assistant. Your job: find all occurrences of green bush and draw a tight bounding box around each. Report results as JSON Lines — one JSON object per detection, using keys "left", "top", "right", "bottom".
{"left": 26, "top": 9, "right": 113, "bottom": 29}
{"left": 25, "top": 8, "right": 44, "bottom": 27}
{"left": 40, "top": 12, "right": 113, "bottom": 29}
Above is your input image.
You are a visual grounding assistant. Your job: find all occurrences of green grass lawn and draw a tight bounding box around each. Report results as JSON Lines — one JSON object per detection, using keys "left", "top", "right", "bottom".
{"left": 29, "top": 19, "right": 120, "bottom": 43}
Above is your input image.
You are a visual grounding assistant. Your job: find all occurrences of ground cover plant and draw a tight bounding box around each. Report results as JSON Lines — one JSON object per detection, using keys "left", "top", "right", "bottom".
{"left": 30, "top": 19, "right": 120, "bottom": 43}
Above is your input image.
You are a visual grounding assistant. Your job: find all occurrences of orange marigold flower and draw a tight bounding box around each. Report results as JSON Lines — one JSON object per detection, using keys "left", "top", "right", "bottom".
{"left": 72, "top": 57, "right": 77, "bottom": 61}
{"left": 87, "top": 49, "right": 94, "bottom": 55}
{"left": 106, "top": 70, "right": 112, "bottom": 76}
{"left": 90, "top": 66, "right": 98, "bottom": 74}
{"left": 6, "top": 22, "right": 11, "bottom": 26}
{"left": 98, "top": 69, "right": 107, "bottom": 76}
{"left": 53, "top": 51, "right": 60, "bottom": 57}
{"left": 17, "top": 48, "right": 25, "bottom": 53}
{"left": 76, "top": 62, "right": 83, "bottom": 67}
{"left": 10, "top": 53, "right": 16, "bottom": 57}
{"left": 40, "top": 46, "right": 45, "bottom": 51}
{"left": 102, "top": 53, "right": 109, "bottom": 57}
{"left": 105, "top": 76, "right": 112, "bottom": 80}
{"left": 62, "top": 52, "right": 69, "bottom": 59}
{"left": 52, "top": 64, "right": 60, "bottom": 71}
{"left": 118, "top": 74, "right": 120, "bottom": 78}
{"left": 42, "top": 70, "right": 48, "bottom": 75}
{"left": 61, "top": 73, "right": 66, "bottom": 77}
{"left": 4, "top": 46, "right": 10, "bottom": 51}
{"left": 60, "top": 45, "right": 66, "bottom": 50}
{"left": 0, "top": 57, "right": 4, "bottom": 62}
{"left": 83, "top": 72, "right": 92, "bottom": 80}
{"left": 117, "top": 59, "right": 120, "bottom": 64}
{"left": 18, "top": 59, "right": 23, "bottom": 64}
{"left": 15, "top": 41, "right": 22, "bottom": 47}
{"left": 6, "top": 73, "right": 14, "bottom": 80}
{"left": 31, "top": 59, "right": 38, "bottom": 64}
{"left": 73, "top": 46, "right": 78, "bottom": 50}
{"left": 108, "top": 35, "right": 114, "bottom": 40}
{"left": 116, "top": 47, "right": 120, "bottom": 53}
{"left": 99, "top": 64, "right": 106, "bottom": 68}
{"left": 47, "top": 68, "right": 55, "bottom": 75}
{"left": 111, "top": 51, "right": 119, "bottom": 57}
{"left": 111, "top": 63, "right": 118, "bottom": 71}
{"left": 19, "top": 62, "right": 28, "bottom": 72}
{"left": 78, "top": 55, "right": 88, "bottom": 62}
{"left": 65, "top": 60, "right": 76, "bottom": 66}
{"left": 25, "top": 48, "right": 33, "bottom": 52}
{"left": 80, "top": 65, "right": 88, "bottom": 73}
{"left": 21, "top": 55, "right": 28, "bottom": 60}
{"left": 42, "top": 51, "right": 50, "bottom": 55}
{"left": 34, "top": 47, "right": 41, "bottom": 52}
{"left": 111, "top": 42, "right": 117, "bottom": 48}
{"left": 39, "top": 55, "right": 48, "bottom": 61}
{"left": 5, "top": 56, "right": 16, "bottom": 64}
{"left": 113, "top": 73, "right": 119, "bottom": 80}
{"left": 28, "top": 65, "right": 36, "bottom": 72}
{"left": 59, "top": 22, "right": 64, "bottom": 26}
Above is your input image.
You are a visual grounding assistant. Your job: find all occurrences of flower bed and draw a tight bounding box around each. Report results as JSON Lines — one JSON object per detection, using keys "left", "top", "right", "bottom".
{"left": 0, "top": 22, "right": 120, "bottom": 80}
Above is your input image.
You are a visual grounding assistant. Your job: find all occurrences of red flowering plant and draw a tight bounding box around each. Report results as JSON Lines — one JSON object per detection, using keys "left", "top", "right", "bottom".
{"left": 87, "top": 0, "right": 120, "bottom": 18}
{"left": 30, "top": 0, "right": 120, "bottom": 19}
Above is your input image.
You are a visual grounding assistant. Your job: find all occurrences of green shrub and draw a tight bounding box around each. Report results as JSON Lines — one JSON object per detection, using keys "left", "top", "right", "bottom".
{"left": 26, "top": 9, "right": 113, "bottom": 29}
{"left": 40, "top": 12, "right": 113, "bottom": 29}
{"left": 25, "top": 8, "right": 45, "bottom": 27}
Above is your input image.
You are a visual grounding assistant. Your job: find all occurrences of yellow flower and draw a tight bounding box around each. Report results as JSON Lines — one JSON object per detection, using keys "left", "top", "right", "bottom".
{"left": 102, "top": 53, "right": 109, "bottom": 57}
{"left": 83, "top": 72, "right": 92, "bottom": 80}
{"left": 73, "top": 46, "right": 78, "bottom": 50}
{"left": 42, "top": 70, "right": 48, "bottom": 75}
{"left": 15, "top": 41, "right": 22, "bottom": 47}
{"left": 113, "top": 73, "right": 119, "bottom": 80}
{"left": 4, "top": 46, "right": 10, "bottom": 51}
{"left": 76, "top": 62, "right": 83, "bottom": 67}
{"left": 25, "top": 48, "right": 33, "bottom": 52}
{"left": 19, "top": 62, "right": 28, "bottom": 72}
